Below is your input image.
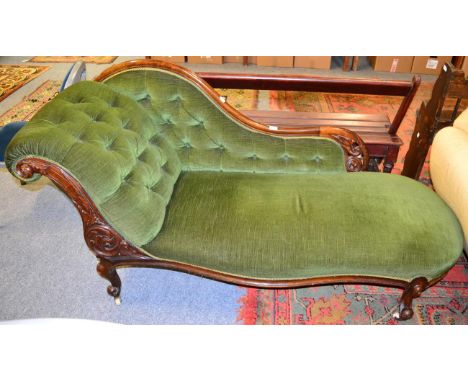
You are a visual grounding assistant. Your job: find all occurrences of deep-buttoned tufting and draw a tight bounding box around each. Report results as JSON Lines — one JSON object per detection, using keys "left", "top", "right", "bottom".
{"left": 103, "top": 69, "right": 346, "bottom": 174}
{"left": 6, "top": 71, "right": 347, "bottom": 247}
{"left": 6, "top": 81, "right": 181, "bottom": 246}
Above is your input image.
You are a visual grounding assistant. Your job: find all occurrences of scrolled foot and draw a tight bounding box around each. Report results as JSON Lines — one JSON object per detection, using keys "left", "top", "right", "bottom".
{"left": 397, "top": 277, "right": 428, "bottom": 321}
{"left": 96, "top": 259, "right": 122, "bottom": 302}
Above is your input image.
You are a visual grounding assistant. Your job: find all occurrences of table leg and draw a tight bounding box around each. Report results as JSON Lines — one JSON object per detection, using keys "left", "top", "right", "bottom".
{"left": 383, "top": 146, "right": 399, "bottom": 173}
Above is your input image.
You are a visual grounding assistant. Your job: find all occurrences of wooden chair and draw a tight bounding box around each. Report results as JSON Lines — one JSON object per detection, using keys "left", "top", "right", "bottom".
{"left": 402, "top": 63, "right": 468, "bottom": 179}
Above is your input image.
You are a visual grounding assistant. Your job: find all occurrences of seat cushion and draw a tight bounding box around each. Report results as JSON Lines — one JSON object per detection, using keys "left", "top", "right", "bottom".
{"left": 143, "top": 171, "right": 464, "bottom": 282}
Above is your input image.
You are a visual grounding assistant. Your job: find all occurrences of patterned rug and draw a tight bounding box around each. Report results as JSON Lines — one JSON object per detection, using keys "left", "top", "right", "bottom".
{"left": 29, "top": 56, "right": 117, "bottom": 64}
{"left": 0, "top": 80, "right": 61, "bottom": 126}
{"left": 0, "top": 65, "right": 49, "bottom": 102}
{"left": 219, "top": 82, "right": 434, "bottom": 181}
{"left": 237, "top": 255, "right": 468, "bottom": 325}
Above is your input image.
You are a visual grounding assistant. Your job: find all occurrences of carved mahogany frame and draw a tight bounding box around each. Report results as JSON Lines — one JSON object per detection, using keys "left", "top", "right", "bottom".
{"left": 95, "top": 59, "right": 369, "bottom": 172}
{"left": 8, "top": 61, "right": 437, "bottom": 320}
{"left": 15, "top": 157, "right": 445, "bottom": 320}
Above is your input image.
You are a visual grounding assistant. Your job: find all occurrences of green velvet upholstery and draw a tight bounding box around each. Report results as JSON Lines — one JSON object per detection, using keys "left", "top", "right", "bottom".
{"left": 6, "top": 82, "right": 181, "bottom": 246}
{"left": 144, "top": 171, "right": 463, "bottom": 282}
{"left": 102, "top": 69, "right": 346, "bottom": 173}
{"left": 4, "top": 70, "right": 464, "bottom": 284}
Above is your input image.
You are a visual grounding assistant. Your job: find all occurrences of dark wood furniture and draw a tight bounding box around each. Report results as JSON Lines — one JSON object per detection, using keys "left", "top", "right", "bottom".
{"left": 402, "top": 63, "right": 468, "bottom": 179}
{"left": 199, "top": 72, "right": 420, "bottom": 172}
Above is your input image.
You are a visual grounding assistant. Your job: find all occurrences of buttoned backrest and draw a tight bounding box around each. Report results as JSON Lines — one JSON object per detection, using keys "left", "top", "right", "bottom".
{"left": 103, "top": 69, "right": 345, "bottom": 173}
{"left": 6, "top": 71, "right": 346, "bottom": 247}
{"left": 6, "top": 81, "right": 181, "bottom": 246}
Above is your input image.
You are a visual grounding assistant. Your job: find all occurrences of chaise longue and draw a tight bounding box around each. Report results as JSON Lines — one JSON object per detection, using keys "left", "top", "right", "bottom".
{"left": 5, "top": 60, "right": 464, "bottom": 320}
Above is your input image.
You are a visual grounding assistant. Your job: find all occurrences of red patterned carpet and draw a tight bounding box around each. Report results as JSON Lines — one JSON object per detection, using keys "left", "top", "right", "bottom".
{"left": 218, "top": 83, "right": 468, "bottom": 325}
{"left": 237, "top": 256, "right": 468, "bottom": 325}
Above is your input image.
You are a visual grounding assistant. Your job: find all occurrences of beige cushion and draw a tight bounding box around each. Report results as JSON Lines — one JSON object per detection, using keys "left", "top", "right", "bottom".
{"left": 453, "top": 107, "right": 468, "bottom": 134}
{"left": 431, "top": 126, "right": 468, "bottom": 247}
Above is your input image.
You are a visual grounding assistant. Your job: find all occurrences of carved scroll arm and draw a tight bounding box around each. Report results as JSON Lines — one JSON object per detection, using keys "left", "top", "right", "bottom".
{"left": 15, "top": 158, "right": 149, "bottom": 260}
{"left": 325, "top": 127, "right": 369, "bottom": 172}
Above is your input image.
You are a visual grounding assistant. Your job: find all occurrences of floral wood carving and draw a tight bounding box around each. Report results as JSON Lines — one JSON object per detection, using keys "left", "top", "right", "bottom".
{"left": 329, "top": 133, "right": 367, "bottom": 172}
{"left": 16, "top": 158, "right": 149, "bottom": 260}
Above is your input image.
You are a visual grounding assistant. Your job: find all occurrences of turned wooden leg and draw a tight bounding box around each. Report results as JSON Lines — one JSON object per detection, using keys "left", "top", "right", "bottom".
{"left": 96, "top": 259, "right": 122, "bottom": 305}
{"left": 397, "top": 277, "right": 428, "bottom": 321}
{"left": 384, "top": 146, "right": 399, "bottom": 174}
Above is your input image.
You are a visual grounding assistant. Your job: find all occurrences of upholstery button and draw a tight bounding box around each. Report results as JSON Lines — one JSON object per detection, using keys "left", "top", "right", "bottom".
{"left": 314, "top": 156, "right": 322, "bottom": 163}
{"left": 250, "top": 154, "right": 257, "bottom": 160}
{"left": 104, "top": 137, "right": 118, "bottom": 150}
{"left": 283, "top": 154, "right": 290, "bottom": 161}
